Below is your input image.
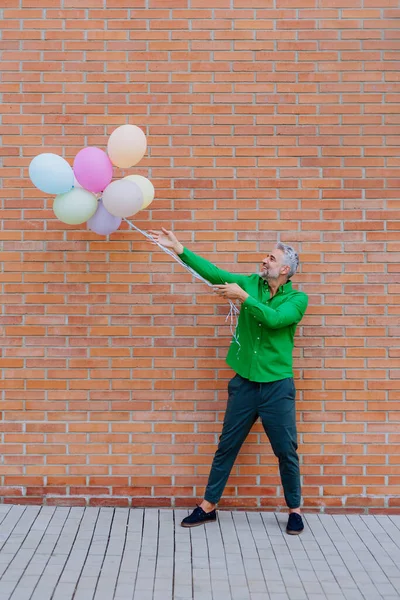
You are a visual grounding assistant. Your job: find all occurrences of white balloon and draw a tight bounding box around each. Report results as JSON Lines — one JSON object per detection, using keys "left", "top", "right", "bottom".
{"left": 102, "top": 179, "right": 143, "bottom": 218}
{"left": 73, "top": 175, "right": 83, "bottom": 189}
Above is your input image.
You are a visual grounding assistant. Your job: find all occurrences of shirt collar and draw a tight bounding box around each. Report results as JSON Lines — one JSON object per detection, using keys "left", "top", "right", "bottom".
{"left": 279, "top": 280, "right": 292, "bottom": 294}
{"left": 263, "top": 278, "right": 292, "bottom": 294}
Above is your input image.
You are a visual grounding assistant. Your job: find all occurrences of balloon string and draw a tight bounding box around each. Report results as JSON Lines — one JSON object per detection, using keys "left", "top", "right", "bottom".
{"left": 122, "top": 217, "right": 240, "bottom": 347}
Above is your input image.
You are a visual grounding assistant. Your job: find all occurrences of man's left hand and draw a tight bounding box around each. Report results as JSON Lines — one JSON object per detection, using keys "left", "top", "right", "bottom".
{"left": 213, "top": 283, "right": 249, "bottom": 302}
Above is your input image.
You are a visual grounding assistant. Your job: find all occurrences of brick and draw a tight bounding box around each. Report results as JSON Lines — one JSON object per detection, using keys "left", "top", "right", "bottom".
{"left": 0, "top": 4, "right": 399, "bottom": 513}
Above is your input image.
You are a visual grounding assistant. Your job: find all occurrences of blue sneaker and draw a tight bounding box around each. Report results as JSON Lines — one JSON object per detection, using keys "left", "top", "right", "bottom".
{"left": 286, "top": 513, "right": 304, "bottom": 535}
{"left": 181, "top": 505, "right": 217, "bottom": 528}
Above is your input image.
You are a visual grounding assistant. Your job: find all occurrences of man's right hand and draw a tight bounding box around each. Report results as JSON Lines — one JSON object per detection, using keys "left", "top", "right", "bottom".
{"left": 147, "top": 227, "right": 184, "bottom": 255}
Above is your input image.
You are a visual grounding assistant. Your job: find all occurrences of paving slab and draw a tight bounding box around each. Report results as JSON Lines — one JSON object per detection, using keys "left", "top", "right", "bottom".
{"left": 0, "top": 506, "right": 399, "bottom": 599}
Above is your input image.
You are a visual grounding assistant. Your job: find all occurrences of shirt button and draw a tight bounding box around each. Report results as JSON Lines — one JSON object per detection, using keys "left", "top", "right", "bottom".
{"left": 254, "top": 351, "right": 257, "bottom": 353}
{"left": 258, "top": 324, "right": 261, "bottom": 327}
{"left": 257, "top": 337, "right": 260, "bottom": 340}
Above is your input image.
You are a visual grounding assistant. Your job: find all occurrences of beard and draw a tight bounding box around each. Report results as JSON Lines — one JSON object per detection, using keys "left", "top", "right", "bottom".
{"left": 259, "top": 268, "right": 279, "bottom": 282}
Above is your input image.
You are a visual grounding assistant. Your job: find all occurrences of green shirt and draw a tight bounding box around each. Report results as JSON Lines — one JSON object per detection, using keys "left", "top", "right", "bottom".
{"left": 179, "top": 247, "right": 308, "bottom": 383}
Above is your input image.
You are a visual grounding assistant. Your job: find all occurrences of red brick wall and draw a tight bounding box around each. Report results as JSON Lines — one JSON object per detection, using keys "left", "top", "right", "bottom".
{"left": 1, "top": 1, "right": 400, "bottom": 513}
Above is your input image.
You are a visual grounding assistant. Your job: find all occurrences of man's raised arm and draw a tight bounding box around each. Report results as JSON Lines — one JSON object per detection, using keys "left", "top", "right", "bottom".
{"left": 148, "top": 227, "right": 248, "bottom": 286}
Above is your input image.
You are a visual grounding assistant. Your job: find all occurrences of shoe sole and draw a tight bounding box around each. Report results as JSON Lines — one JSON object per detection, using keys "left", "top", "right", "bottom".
{"left": 286, "top": 528, "right": 304, "bottom": 535}
{"left": 181, "top": 519, "right": 217, "bottom": 528}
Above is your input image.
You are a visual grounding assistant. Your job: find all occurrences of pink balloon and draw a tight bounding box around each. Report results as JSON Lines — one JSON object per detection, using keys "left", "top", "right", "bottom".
{"left": 73, "top": 147, "right": 113, "bottom": 193}
{"left": 87, "top": 200, "right": 121, "bottom": 236}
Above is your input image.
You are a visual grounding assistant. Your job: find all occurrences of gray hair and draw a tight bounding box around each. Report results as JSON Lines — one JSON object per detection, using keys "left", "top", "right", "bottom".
{"left": 275, "top": 242, "right": 299, "bottom": 279}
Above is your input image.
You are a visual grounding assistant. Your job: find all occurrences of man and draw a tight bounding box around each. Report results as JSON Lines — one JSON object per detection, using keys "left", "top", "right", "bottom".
{"left": 148, "top": 227, "right": 308, "bottom": 535}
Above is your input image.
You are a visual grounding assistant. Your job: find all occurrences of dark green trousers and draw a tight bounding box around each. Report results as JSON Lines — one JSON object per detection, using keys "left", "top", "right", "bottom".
{"left": 204, "top": 374, "right": 301, "bottom": 509}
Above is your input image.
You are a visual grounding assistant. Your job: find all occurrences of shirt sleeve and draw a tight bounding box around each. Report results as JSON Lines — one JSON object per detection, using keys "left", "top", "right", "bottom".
{"left": 243, "top": 292, "right": 308, "bottom": 329}
{"left": 179, "top": 247, "right": 249, "bottom": 286}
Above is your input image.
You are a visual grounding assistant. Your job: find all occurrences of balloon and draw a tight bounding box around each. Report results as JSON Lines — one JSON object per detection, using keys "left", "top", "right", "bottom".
{"left": 53, "top": 188, "right": 98, "bottom": 225}
{"left": 29, "top": 153, "right": 74, "bottom": 195}
{"left": 73, "top": 175, "right": 83, "bottom": 189}
{"left": 107, "top": 124, "right": 147, "bottom": 168}
{"left": 124, "top": 174, "right": 154, "bottom": 209}
{"left": 102, "top": 179, "right": 143, "bottom": 218}
{"left": 87, "top": 200, "right": 122, "bottom": 235}
{"left": 73, "top": 147, "right": 113, "bottom": 193}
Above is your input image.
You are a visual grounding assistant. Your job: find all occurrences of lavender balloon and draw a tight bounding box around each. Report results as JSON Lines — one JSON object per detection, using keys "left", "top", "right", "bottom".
{"left": 87, "top": 200, "right": 121, "bottom": 236}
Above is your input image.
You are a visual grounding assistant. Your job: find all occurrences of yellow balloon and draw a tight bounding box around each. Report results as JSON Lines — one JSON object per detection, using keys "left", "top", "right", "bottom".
{"left": 107, "top": 124, "right": 147, "bottom": 169}
{"left": 124, "top": 175, "right": 155, "bottom": 209}
{"left": 53, "top": 188, "right": 98, "bottom": 225}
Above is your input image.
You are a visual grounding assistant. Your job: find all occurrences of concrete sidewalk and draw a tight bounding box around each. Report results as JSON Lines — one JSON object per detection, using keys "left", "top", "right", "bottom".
{"left": 0, "top": 505, "right": 399, "bottom": 600}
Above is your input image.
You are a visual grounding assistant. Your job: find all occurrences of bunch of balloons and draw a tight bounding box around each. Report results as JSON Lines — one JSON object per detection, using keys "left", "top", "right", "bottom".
{"left": 28, "top": 124, "right": 155, "bottom": 235}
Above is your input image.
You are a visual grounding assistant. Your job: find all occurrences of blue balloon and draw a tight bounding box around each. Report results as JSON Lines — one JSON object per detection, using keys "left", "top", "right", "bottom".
{"left": 29, "top": 153, "right": 74, "bottom": 195}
